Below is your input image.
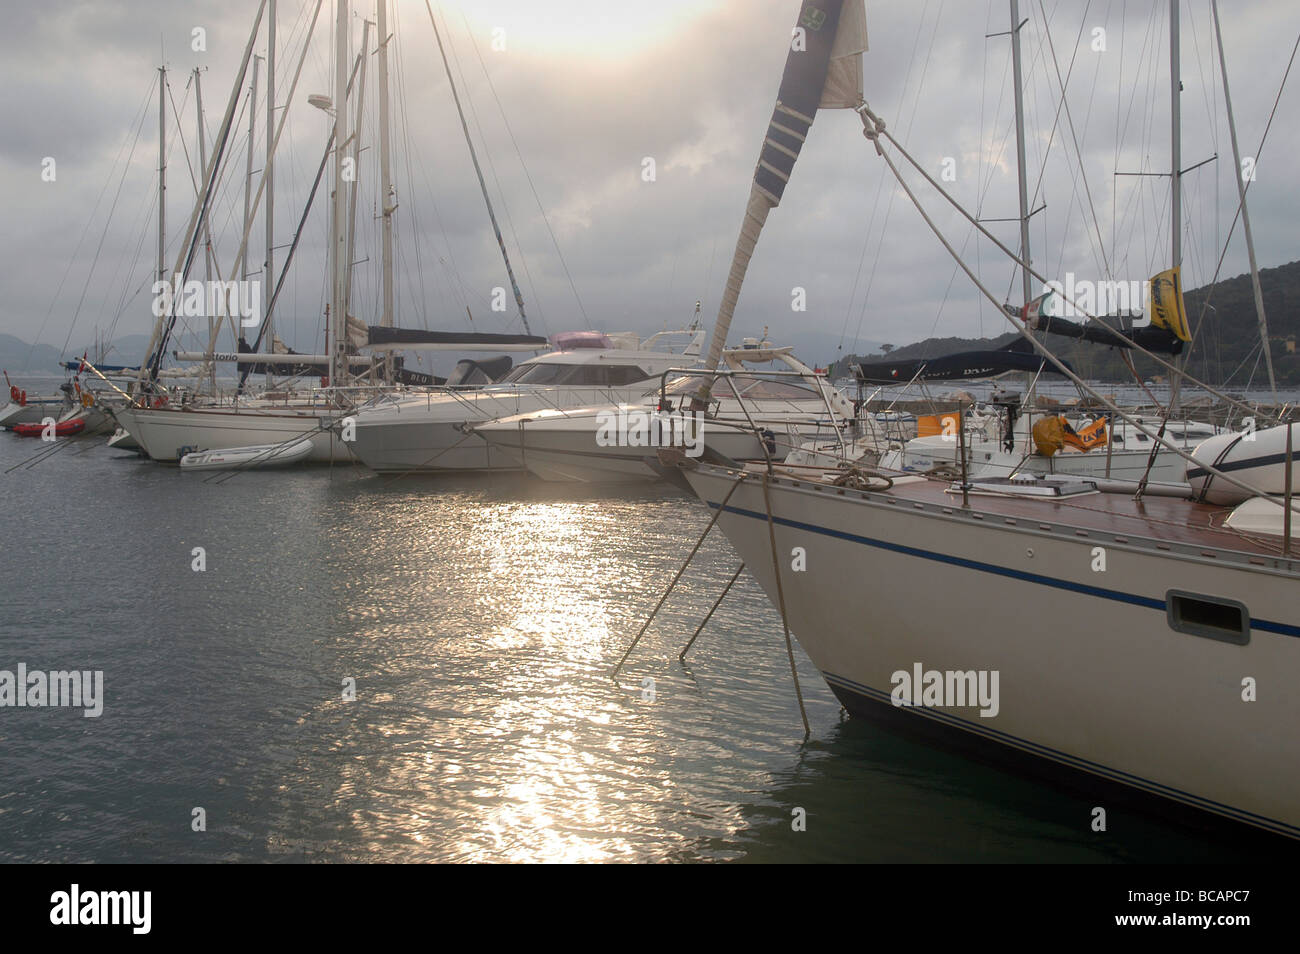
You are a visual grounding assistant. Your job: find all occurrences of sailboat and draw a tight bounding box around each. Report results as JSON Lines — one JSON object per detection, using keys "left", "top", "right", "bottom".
{"left": 0, "top": 372, "right": 70, "bottom": 429}
{"left": 114, "top": 0, "right": 548, "bottom": 464}
{"left": 664, "top": 0, "right": 1300, "bottom": 839}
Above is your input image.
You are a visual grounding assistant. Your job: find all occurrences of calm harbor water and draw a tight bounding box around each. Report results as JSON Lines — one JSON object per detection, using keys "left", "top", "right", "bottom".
{"left": 0, "top": 433, "right": 1290, "bottom": 863}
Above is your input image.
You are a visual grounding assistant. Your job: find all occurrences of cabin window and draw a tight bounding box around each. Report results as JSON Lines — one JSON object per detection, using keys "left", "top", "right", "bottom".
{"left": 555, "top": 365, "right": 605, "bottom": 386}
{"left": 604, "top": 365, "right": 651, "bottom": 386}
{"left": 663, "top": 375, "right": 710, "bottom": 395}
{"left": 1166, "top": 590, "right": 1250, "bottom": 645}
{"left": 499, "top": 363, "right": 569, "bottom": 385}
{"left": 538, "top": 365, "right": 650, "bottom": 386}
{"left": 737, "top": 378, "right": 819, "bottom": 400}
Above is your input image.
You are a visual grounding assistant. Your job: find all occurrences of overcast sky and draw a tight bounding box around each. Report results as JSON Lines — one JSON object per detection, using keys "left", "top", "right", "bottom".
{"left": 2, "top": 0, "right": 1297, "bottom": 371}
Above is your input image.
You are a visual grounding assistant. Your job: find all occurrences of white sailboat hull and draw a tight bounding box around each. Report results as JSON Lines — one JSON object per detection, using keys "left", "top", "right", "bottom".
{"left": 106, "top": 426, "right": 141, "bottom": 451}
{"left": 0, "top": 398, "right": 69, "bottom": 428}
{"left": 681, "top": 463, "right": 1300, "bottom": 838}
{"left": 474, "top": 406, "right": 838, "bottom": 483}
{"left": 57, "top": 403, "right": 115, "bottom": 436}
{"left": 114, "top": 406, "right": 351, "bottom": 463}
{"left": 886, "top": 431, "right": 1208, "bottom": 484}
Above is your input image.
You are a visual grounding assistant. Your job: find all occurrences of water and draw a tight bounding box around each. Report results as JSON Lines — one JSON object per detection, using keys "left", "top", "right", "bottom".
{"left": 0, "top": 435, "right": 1290, "bottom": 862}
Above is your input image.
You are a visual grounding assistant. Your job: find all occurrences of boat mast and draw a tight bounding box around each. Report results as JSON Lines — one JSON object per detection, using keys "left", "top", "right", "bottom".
{"left": 264, "top": 0, "right": 277, "bottom": 350}
{"left": 329, "top": 0, "right": 350, "bottom": 389}
{"left": 1167, "top": 0, "right": 1186, "bottom": 417}
{"left": 1170, "top": 0, "right": 1181, "bottom": 273}
{"left": 1009, "top": 0, "right": 1032, "bottom": 307}
{"left": 344, "top": 17, "right": 371, "bottom": 325}
{"left": 157, "top": 66, "right": 167, "bottom": 305}
{"left": 137, "top": 0, "right": 268, "bottom": 391}
{"left": 195, "top": 67, "right": 218, "bottom": 395}
{"left": 148, "top": 62, "right": 166, "bottom": 403}
{"left": 239, "top": 55, "right": 259, "bottom": 399}
{"left": 243, "top": 57, "right": 260, "bottom": 290}
{"left": 1211, "top": 0, "right": 1276, "bottom": 399}
{"left": 377, "top": 0, "right": 396, "bottom": 379}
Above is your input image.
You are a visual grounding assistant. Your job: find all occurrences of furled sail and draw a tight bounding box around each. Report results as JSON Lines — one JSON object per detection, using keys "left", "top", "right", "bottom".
{"left": 854, "top": 342, "right": 1070, "bottom": 384}
{"left": 363, "top": 327, "right": 548, "bottom": 351}
{"left": 1148, "top": 266, "right": 1191, "bottom": 342}
{"left": 701, "top": 1, "right": 868, "bottom": 377}
{"left": 1021, "top": 314, "right": 1186, "bottom": 355}
{"left": 1001, "top": 278, "right": 1186, "bottom": 355}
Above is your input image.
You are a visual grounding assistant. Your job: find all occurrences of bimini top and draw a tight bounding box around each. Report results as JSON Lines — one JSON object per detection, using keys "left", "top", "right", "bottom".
{"left": 855, "top": 339, "right": 1074, "bottom": 384}
{"left": 550, "top": 331, "right": 613, "bottom": 351}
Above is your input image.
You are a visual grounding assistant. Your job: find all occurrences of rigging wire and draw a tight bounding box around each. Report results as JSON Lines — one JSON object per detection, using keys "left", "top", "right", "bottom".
{"left": 846, "top": 0, "right": 947, "bottom": 356}
{"left": 22, "top": 74, "right": 155, "bottom": 368}
{"left": 1035, "top": 0, "right": 1110, "bottom": 281}
{"left": 449, "top": 7, "right": 587, "bottom": 333}
{"left": 57, "top": 77, "right": 156, "bottom": 361}
{"left": 453, "top": 7, "right": 549, "bottom": 334}
{"left": 838, "top": 0, "right": 944, "bottom": 356}
{"left": 1181, "top": 26, "right": 1300, "bottom": 376}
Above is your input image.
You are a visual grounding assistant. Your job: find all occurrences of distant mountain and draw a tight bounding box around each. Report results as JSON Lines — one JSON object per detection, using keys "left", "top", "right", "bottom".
{"left": 0, "top": 333, "right": 151, "bottom": 375}
{"left": 0, "top": 334, "right": 63, "bottom": 374}
{"left": 830, "top": 262, "right": 1300, "bottom": 386}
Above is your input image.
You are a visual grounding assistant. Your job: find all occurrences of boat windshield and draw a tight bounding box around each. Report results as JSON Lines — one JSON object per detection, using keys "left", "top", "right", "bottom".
{"left": 497, "top": 362, "right": 652, "bottom": 386}
{"left": 663, "top": 374, "right": 820, "bottom": 400}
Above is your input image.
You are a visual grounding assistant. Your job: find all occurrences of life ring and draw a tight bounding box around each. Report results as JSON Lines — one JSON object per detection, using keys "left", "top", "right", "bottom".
{"left": 151, "top": 394, "right": 169, "bottom": 409}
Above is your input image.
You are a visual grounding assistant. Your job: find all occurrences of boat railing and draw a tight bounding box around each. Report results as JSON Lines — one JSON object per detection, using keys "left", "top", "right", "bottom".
{"left": 654, "top": 367, "right": 850, "bottom": 472}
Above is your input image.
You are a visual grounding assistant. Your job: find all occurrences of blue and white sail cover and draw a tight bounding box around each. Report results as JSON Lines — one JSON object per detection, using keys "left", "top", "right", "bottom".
{"left": 703, "top": 1, "right": 868, "bottom": 372}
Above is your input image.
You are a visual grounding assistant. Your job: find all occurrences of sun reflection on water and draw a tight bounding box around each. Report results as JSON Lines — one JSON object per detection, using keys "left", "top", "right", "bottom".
{"left": 319, "top": 485, "right": 765, "bottom": 863}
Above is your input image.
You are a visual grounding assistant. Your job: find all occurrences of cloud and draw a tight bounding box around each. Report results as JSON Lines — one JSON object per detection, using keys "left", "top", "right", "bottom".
{"left": 1, "top": 0, "right": 1298, "bottom": 371}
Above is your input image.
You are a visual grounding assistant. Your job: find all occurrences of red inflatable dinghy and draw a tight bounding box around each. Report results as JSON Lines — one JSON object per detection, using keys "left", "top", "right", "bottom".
{"left": 11, "top": 418, "right": 86, "bottom": 438}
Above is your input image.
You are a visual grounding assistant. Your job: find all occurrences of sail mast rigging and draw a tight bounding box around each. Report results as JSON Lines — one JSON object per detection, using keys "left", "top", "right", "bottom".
{"left": 1009, "top": 0, "right": 1032, "bottom": 308}
{"left": 137, "top": 0, "right": 268, "bottom": 390}
{"left": 1210, "top": 0, "right": 1276, "bottom": 400}
{"left": 425, "top": 0, "right": 532, "bottom": 336}
{"left": 264, "top": 0, "right": 277, "bottom": 344}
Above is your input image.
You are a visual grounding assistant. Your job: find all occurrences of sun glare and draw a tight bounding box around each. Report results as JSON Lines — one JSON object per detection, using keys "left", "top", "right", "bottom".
{"left": 453, "top": 0, "right": 724, "bottom": 60}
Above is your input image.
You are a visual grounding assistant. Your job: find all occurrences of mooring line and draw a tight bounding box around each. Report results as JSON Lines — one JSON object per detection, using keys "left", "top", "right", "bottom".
{"left": 5, "top": 434, "right": 78, "bottom": 473}
{"left": 678, "top": 562, "right": 745, "bottom": 662}
{"left": 762, "top": 471, "right": 810, "bottom": 738}
{"left": 611, "top": 469, "right": 747, "bottom": 678}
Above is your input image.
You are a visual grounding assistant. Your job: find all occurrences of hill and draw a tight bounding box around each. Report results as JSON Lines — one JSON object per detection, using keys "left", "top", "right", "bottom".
{"left": 0, "top": 333, "right": 152, "bottom": 375}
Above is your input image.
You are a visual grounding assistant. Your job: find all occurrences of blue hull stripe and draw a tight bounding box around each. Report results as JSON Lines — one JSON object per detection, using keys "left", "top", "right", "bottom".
{"left": 708, "top": 499, "right": 1300, "bottom": 639}
{"left": 825, "top": 670, "right": 1299, "bottom": 839}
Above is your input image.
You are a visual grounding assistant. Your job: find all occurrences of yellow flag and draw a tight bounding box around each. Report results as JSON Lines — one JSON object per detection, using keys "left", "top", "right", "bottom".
{"left": 1148, "top": 267, "right": 1191, "bottom": 342}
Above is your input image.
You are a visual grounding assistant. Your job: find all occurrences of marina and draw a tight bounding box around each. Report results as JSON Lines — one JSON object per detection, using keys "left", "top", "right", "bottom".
{"left": 1, "top": 438, "right": 1292, "bottom": 863}
{"left": 2, "top": 0, "right": 1298, "bottom": 883}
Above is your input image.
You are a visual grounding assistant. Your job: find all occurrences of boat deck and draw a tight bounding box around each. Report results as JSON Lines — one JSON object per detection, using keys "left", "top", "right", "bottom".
{"left": 756, "top": 463, "right": 1298, "bottom": 569}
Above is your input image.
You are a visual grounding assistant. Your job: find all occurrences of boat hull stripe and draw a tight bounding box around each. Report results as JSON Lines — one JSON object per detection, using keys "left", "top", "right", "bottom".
{"left": 707, "top": 499, "right": 1300, "bottom": 638}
